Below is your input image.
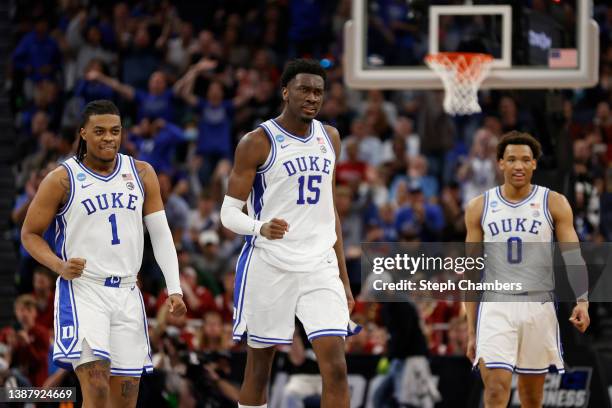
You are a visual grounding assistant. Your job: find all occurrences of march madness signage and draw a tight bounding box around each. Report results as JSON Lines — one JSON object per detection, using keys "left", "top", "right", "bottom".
{"left": 509, "top": 368, "right": 592, "bottom": 408}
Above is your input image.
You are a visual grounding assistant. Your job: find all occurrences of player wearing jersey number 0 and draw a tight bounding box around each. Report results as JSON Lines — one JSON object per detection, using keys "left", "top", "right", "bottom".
{"left": 464, "top": 131, "right": 589, "bottom": 408}
{"left": 21, "top": 100, "right": 186, "bottom": 408}
{"left": 220, "top": 59, "right": 356, "bottom": 408}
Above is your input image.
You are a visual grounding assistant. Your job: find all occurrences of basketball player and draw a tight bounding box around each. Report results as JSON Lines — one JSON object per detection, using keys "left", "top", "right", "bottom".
{"left": 464, "top": 131, "right": 590, "bottom": 408}
{"left": 219, "top": 59, "right": 355, "bottom": 408}
{"left": 21, "top": 100, "right": 186, "bottom": 407}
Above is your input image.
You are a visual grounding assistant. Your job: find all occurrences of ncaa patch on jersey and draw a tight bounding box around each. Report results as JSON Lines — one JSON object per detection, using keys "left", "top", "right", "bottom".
{"left": 77, "top": 173, "right": 86, "bottom": 182}
{"left": 490, "top": 201, "right": 498, "bottom": 208}
{"left": 275, "top": 134, "right": 285, "bottom": 143}
{"left": 126, "top": 182, "right": 134, "bottom": 190}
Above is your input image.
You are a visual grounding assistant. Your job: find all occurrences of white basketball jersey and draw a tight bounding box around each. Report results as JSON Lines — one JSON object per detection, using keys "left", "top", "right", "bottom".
{"left": 56, "top": 154, "right": 144, "bottom": 279}
{"left": 481, "top": 185, "right": 555, "bottom": 292}
{"left": 248, "top": 119, "right": 337, "bottom": 271}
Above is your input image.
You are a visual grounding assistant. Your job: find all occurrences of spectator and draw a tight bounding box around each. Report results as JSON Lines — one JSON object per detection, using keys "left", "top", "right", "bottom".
{"left": 195, "top": 311, "right": 224, "bottom": 352}
{"left": 342, "top": 118, "right": 383, "bottom": 167}
{"left": 12, "top": 17, "right": 62, "bottom": 84}
{"left": 499, "top": 95, "right": 531, "bottom": 134}
{"left": 121, "top": 24, "right": 161, "bottom": 89}
{"left": 372, "top": 300, "right": 430, "bottom": 407}
{"left": 128, "top": 118, "right": 187, "bottom": 173}
{"left": 573, "top": 139, "right": 601, "bottom": 240}
{"left": 366, "top": 202, "right": 398, "bottom": 242}
{"left": 418, "top": 91, "right": 455, "bottom": 182}
{"left": 381, "top": 116, "right": 420, "bottom": 164}
{"left": 157, "top": 266, "right": 217, "bottom": 319}
{"left": 66, "top": 11, "right": 116, "bottom": 85}
{"left": 445, "top": 316, "right": 469, "bottom": 356}
{"left": 439, "top": 183, "right": 467, "bottom": 241}
{"left": 281, "top": 325, "right": 324, "bottom": 408}
{"left": 391, "top": 155, "right": 439, "bottom": 201}
{"left": 216, "top": 270, "right": 235, "bottom": 323}
{"left": 336, "top": 138, "right": 369, "bottom": 189}
{"left": 13, "top": 165, "right": 57, "bottom": 294}
{"left": 18, "top": 80, "right": 61, "bottom": 136}
{"left": 394, "top": 185, "right": 445, "bottom": 242}
{"left": 457, "top": 128, "right": 498, "bottom": 206}
{"left": 31, "top": 267, "right": 54, "bottom": 329}
{"left": 359, "top": 90, "right": 398, "bottom": 131}
{"left": 158, "top": 20, "right": 195, "bottom": 75}
{"left": 176, "top": 61, "right": 252, "bottom": 183}
{"left": 158, "top": 172, "right": 190, "bottom": 243}
{"left": 153, "top": 301, "right": 196, "bottom": 350}
{"left": 192, "top": 230, "right": 225, "bottom": 290}
{"left": 188, "top": 189, "right": 220, "bottom": 234}
{"left": 73, "top": 59, "right": 115, "bottom": 104}
{"left": 336, "top": 185, "right": 363, "bottom": 262}
{"left": 4, "top": 295, "right": 50, "bottom": 387}
{"left": 86, "top": 70, "right": 177, "bottom": 122}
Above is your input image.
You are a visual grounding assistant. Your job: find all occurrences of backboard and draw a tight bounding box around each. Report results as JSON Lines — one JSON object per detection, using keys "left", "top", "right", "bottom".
{"left": 344, "top": 0, "right": 599, "bottom": 89}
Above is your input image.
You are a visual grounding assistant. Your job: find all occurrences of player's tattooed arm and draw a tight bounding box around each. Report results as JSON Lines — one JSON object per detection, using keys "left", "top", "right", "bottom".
{"left": 59, "top": 172, "right": 71, "bottom": 207}
{"left": 22, "top": 166, "right": 76, "bottom": 275}
{"left": 136, "top": 162, "right": 148, "bottom": 188}
{"left": 134, "top": 160, "right": 165, "bottom": 216}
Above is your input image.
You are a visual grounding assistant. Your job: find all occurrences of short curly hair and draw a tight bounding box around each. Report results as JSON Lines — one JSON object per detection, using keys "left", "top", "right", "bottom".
{"left": 280, "top": 58, "right": 327, "bottom": 88}
{"left": 496, "top": 130, "right": 542, "bottom": 160}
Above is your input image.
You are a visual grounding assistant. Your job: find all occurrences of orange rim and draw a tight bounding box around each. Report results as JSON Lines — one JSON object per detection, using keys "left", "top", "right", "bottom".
{"left": 425, "top": 52, "right": 494, "bottom": 73}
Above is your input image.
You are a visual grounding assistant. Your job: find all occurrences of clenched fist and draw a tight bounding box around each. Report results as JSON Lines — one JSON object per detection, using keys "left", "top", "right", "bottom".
{"left": 260, "top": 218, "right": 289, "bottom": 240}
{"left": 57, "top": 258, "right": 86, "bottom": 280}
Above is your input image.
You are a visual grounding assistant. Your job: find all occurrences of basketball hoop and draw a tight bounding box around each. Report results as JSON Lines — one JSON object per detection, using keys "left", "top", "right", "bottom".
{"left": 425, "top": 52, "right": 494, "bottom": 116}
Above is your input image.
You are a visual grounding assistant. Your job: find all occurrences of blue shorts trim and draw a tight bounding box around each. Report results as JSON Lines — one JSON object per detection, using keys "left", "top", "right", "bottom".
{"left": 247, "top": 338, "right": 292, "bottom": 345}
{"left": 308, "top": 329, "right": 348, "bottom": 341}
{"left": 248, "top": 334, "right": 293, "bottom": 343}
{"left": 232, "top": 243, "right": 255, "bottom": 337}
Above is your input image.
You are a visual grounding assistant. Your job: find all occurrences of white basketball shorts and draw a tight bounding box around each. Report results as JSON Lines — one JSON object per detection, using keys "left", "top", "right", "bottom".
{"left": 52, "top": 276, "right": 153, "bottom": 376}
{"left": 232, "top": 245, "right": 350, "bottom": 347}
{"left": 474, "top": 298, "right": 565, "bottom": 374}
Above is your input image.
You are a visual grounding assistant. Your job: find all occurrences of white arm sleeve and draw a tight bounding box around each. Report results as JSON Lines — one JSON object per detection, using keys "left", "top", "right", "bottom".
{"left": 220, "top": 195, "right": 264, "bottom": 236}
{"left": 144, "top": 211, "right": 183, "bottom": 296}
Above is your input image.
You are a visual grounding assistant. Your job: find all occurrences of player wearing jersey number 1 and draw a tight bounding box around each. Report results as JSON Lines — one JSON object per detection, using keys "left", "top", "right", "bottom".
{"left": 220, "top": 59, "right": 355, "bottom": 408}
{"left": 21, "top": 100, "right": 186, "bottom": 408}
{"left": 464, "top": 131, "right": 589, "bottom": 408}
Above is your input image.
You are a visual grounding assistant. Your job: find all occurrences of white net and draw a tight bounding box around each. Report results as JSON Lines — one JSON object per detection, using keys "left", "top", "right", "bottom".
{"left": 425, "top": 52, "right": 494, "bottom": 116}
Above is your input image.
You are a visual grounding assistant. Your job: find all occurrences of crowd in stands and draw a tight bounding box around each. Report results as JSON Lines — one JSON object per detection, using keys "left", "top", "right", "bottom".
{"left": 3, "top": 0, "right": 612, "bottom": 405}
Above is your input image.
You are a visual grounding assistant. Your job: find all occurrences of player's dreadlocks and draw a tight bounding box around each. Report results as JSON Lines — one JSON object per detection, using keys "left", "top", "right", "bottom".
{"left": 76, "top": 100, "right": 120, "bottom": 162}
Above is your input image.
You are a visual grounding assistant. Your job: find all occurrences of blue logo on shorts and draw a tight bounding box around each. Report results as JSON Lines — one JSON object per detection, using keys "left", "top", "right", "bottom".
{"left": 77, "top": 173, "right": 86, "bottom": 182}
{"left": 104, "top": 276, "right": 121, "bottom": 288}
{"left": 275, "top": 134, "right": 285, "bottom": 143}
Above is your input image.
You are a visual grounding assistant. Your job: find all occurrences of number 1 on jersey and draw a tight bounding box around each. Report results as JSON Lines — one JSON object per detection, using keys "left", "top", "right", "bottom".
{"left": 108, "top": 213, "right": 121, "bottom": 245}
